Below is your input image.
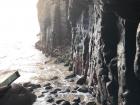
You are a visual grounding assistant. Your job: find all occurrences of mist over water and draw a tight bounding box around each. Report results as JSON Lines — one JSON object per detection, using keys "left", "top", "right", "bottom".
{"left": 0, "top": 0, "right": 39, "bottom": 42}
{"left": 0, "top": 0, "right": 46, "bottom": 76}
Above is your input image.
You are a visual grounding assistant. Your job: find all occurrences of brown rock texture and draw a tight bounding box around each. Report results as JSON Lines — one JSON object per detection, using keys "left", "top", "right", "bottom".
{"left": 37, "top": 0, "right": 140, "bottom": 105}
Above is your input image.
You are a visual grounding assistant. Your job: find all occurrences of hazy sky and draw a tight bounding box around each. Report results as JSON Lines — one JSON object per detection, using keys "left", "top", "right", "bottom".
{"left": 0, "top": 0, "right": 39, "bottom": 42}
{"left": 0, "top": 0, "right": 43, "bottom": 70}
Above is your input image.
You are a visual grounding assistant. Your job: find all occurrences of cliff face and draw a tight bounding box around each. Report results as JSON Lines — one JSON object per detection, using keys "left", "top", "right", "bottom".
{"left": 36, "top": 0, "right": 71, "bottom": 54}
{"left": 37, "top": 0, "right": 140, "bottom": 105}
{"left": 69, "top": 0, "right": 140, "bottom": 105}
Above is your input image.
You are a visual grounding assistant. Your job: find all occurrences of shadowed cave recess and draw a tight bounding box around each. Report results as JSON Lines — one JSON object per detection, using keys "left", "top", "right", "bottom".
{"left": 36, "top": 0, "right": 140, "bottom": 105}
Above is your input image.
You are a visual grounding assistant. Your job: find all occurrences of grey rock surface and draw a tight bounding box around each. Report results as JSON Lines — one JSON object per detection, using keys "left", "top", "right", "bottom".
{"left": 37, "top": 0, "right": 140, "bottom": 105}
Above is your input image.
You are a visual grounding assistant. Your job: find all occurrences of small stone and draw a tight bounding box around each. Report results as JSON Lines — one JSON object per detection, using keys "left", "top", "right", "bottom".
{"left": 45, "top": 85, "right": 53, "bottom": 90}
{"left": 11, "top": 84, "right": 24, "bottom": 93}
{"left": 56, "top": 99, "right": 65, "bottom": 104}
{"left": 60, "top": 101, "right": 70, "bottom": 105}
{"left": 42, "top": 90, "right": 49, "bottom": 94}
{"left": 24, "top": 83, "right": 41, "bottom": 90}
{"left": 122, "top": 90, "right": 130, "bottom": 98}
{"left": 44, "top": 61, "right": 48, "bottom": 64}
{"left": 23, "top": 82, "right": 32, "bottom": 87}
{"left": 69, "top": 79, "right": 75, "bottom": 82}
{"left": 54, "top": 94, "right": 58, "bottom": 97}
{"left": 71, "top": 102, "right": 79, "bottom": 105}
{"left": 46, "top": 96, "right": 54, "bottom": 103}
{"left": 35, "top": 84, "right": 41, "bottom": 88}
{"left": 71, "top": 90, "right": 77, "bottom": 93}
{"left": 77, "top": 86, "right": 88, "bottom": 93}
{"left": 86, "top": 101, "right": 96, "bottom": 105}
{"left": 69, "top": 64, "right": 73, "bottom": 71}
{"left": 76, "top": 76, "right": 86, "bottom": 85}
{"left": 32, "top": 84, "right": 41, "bottom": 89}
{"left": 65, "top": 73, "right": 76, "bottom": 79}
{"left": 26, "top": 86, "right": 33, "bottom": 92}
{"left": 50, "top": 88, "right": 61, "bottom": 94}
{"left": 60, "top": 87, "right": 71, "bottom": 93}
{"left": 50, "top": 76, "right": 59, "bottom": 80}
{"left": 81, "top": 101, "right": 86, "bottom": 105}
{"left": 43, "top": 83, "right": 51, "bottom": 87}
{"left": 64, "top": 61, "right": 69, "bottom": 66}
{"left": 38, "top": 94, "right": 44, "bottom": 98}
{"left": 74, "top": 86, "right": 79, "bottom": 90}
{"left": 73, "top": 96, "right": 81, "bottom": 103}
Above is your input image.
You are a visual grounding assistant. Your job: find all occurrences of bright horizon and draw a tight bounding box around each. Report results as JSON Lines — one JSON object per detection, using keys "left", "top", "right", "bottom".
{"left": 0, "top": 0, "right": 45, "bottom": 71}
{"left": 0, "top": 0, "right": 39, "bottom": 43}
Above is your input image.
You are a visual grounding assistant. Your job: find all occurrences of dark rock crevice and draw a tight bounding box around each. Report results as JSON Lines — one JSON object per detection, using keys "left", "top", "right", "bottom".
{"left": 68, "top": 0, "right": 140, "bottom": 105}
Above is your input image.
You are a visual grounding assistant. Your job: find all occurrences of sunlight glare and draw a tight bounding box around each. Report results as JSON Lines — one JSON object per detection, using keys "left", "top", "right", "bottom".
{"left": 0, "top": 0, "right": 39, "bottom": 43}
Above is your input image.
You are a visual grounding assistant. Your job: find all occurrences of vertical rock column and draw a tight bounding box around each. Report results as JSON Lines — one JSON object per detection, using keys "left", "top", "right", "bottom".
{"left": 69, "top": 0, "right": 88, "bottom": 75}
{"left": 91, "top": 1, "right": 119, "bottom": 105}
{"left": 37, "top": 0, "right": 71, "bottom": 54}
{"left": 116, "top": 1, "right": 140, "bottom": 105}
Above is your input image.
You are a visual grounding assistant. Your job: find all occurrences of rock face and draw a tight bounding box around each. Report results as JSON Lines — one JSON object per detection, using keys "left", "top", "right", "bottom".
{"left": 37, "top": 0, "right": 71, "bottom": 54}
{"left": 37, "top": 0, "right": 140, "bottom": 105}
{"left": 69, "top": 0, "right": 140, "bottom": 105}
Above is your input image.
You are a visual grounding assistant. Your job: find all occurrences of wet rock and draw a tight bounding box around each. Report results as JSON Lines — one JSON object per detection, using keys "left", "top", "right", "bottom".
{"left": 77, "top": 86, "right": 89, "bottom": 93}
{"left": 37, "top": 0, "right": 72, "bottom": 53}
{"left": 0, "top": 86, "right": 11, "bottom": 97}
{"left": 44, "top": 61, "right": 48, "bottom": 64}
{"left": 23, "top": 82, "right": 32, "bottom": 87}
{"left": 35, "top": 40, "right": 42, "bottom": 51}
{"left": 64, "top": 61, "right": 70, "bottom": 66}
{"left": 46, "top": 96, "right": 54, "bottom": 103}
{"left": 68, "top": 64, "right": 73, "bottom": 71}
{"left": 74, "top": 86, "right": 79, "bottom": 90}
{"left": 55, "top": 56, "right": 65, "bottom": 63}
{"left": 55, "top": 99, "right": 65, "bottom": 104}
{"left": 45, "top": 85, "right": 53, "bottom": 90}
{"left": 71, "top": 90, "right": 77, "bottom": 93}
{"left": 26, "top": 87, "right": 34, "bottom": 92}
{"left": 50, "top": 88, "right": 61, "bottom": 94}
{"left": 71, "top": 102, "right": 79, "bottom": 105}
{"left": 60, "top": 101, "right": 70, "bottom": 105}
{"left": 54, "top": 94, "right": 58, "bottom": 97}
{"left": 23, "top": 82, "right": 41, "bottom": 89}
{"left": 11, "top": 84, "right": 26, "bottom": 94}
{"left": 65, "top": 87, "right": 71, "bottom": 92}
{"left": 43, "top": 83, "right": 51, "bottom": 87}
{"left": 0, "top": 84, "right": 37, "bottom": 105}
{"left": 37, "top": 0, "right": 140, "bottom": 104}
{"left": 32, "top": 84, "right": 41, "bottom": 89}
{"left": 81, "top": 101, "right": 86, "bottom": 105}
{"left": 86, "top": 101, "right": 96, "bottom": 105}
{"left": 76, "top": 76, "right": 86, "bottom": 85}
{"left": 65, "top": 73, "right": 76, "bottom": 79}
{"left": 50, "top": 76, "right": 59, "bottom": 80}
{"left": 69, "top": 78, "right": 75, "bottom": 82}
{"left": 60, "top": 87, "right": 71, "bottom": 93}
{"left": 42, "top": 90, "right": 49, "bottom": 94}
{"left": 122, "top": 90, "right": 130, "bottom": 98}
{"left": 38, "top": 94, "right": 44, "bottom": 98}
{"left": 72, "top": 96, "right": 81, "bottom": 103}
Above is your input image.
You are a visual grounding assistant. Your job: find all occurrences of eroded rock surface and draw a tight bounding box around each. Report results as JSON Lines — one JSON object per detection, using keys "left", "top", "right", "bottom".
{"left": 36, "top": 0, "right": 71, "bottom": 55}
{"left": 37, "top": 0, "right": 140, "bottom": 105}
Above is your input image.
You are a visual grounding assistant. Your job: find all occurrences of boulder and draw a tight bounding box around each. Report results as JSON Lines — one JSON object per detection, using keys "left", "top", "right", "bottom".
{"left": 77, "top": 86, "right": 89, "bottom": 93}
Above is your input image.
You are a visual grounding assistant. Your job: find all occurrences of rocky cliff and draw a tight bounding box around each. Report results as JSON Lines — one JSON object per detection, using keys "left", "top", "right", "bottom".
{"left": 37, "top": 0, "right": 140, "bottom": 105}
{"left": 36, "top": 0, "right": 71, "bottom": 55}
